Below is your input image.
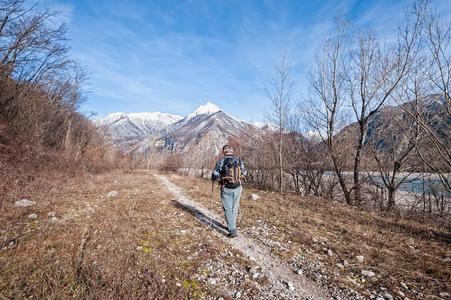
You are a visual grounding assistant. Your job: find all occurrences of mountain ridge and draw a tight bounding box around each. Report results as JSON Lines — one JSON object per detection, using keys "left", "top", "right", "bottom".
{"left": 97, "top": 102, "right": 271, "bottom": 154}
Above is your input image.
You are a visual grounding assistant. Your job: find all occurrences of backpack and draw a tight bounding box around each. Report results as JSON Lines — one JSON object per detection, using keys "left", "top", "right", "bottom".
{"left": 221, "top": 156, "right": 242, "bottom": 188}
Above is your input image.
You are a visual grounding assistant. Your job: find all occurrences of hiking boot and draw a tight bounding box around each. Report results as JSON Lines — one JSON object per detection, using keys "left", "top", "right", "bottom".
{"left": 228, "top": 230, "right": 238, "bottom": 238}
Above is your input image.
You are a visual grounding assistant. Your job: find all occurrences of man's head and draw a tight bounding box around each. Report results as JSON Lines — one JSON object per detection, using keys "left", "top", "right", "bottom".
{"left": 222, "top": 144, "right": 234, "bottom": 155}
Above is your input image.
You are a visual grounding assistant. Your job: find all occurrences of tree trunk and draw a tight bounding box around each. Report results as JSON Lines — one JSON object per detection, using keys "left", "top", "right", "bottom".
{"left": 386, "top": 188, "right": 396, "bottom": 211}
{"left": 331, "top": 154, "right": 352, "bottom": 205}
{"left": 279, "top": 129, "right": 283, "bottom": 193}
{"left": 353, "top": 124, "right": 366, "bottom": 206}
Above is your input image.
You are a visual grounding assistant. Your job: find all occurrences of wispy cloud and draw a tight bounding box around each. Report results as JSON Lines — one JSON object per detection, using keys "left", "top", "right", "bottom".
{"left": 47, "top": 0, "right": 450, "bottom": 121}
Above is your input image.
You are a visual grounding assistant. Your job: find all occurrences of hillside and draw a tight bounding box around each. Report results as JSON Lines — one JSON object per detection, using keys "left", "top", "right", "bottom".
{"left": 1, "top": 171, "right": 449, "bottom": 299}
{"left": 336, "top": 94, "right": 450, "bottom": 153}
{"left": 97, "top": 102, "right": 268, "bottom": 155}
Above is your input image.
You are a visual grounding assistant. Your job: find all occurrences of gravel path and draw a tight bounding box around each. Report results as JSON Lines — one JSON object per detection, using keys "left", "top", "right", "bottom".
{"left": 157, "top": 175, "right": 330, "bottom": 300}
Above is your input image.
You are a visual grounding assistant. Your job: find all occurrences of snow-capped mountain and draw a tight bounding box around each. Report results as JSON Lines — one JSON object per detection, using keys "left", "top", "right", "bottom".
{"left": 253, "top": 121, "right": 278, "bottom": 132}
{"left": 97, "top": 111, "right": 182, "bottom": 151}
{"left": 163, "top": 108, "right": 263, "bottom": 155}
{"left": 97, "top": 102, "right": 266, "bottom": 154}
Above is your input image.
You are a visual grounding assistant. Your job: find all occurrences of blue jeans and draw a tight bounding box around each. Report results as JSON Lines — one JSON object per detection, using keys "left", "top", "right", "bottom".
{"left": 221, "top": 185, "right": 242, "bottom": 233}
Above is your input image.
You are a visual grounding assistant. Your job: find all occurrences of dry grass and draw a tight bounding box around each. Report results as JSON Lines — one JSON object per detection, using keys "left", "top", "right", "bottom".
{"left": 170, "top": 174, "right": 451, "bottom": 299}
{"left": 0, "top": 171, "right": 260, "bottom": 299}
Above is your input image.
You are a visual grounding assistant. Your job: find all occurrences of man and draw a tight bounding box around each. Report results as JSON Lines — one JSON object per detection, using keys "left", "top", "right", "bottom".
{"left": 211, "top": 144, "right": 247, "bottom": 238}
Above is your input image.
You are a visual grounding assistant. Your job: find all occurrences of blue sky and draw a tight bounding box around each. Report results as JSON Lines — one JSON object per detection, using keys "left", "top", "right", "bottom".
{"left": 43, "top": 0, "right": 450, "bottom": 122}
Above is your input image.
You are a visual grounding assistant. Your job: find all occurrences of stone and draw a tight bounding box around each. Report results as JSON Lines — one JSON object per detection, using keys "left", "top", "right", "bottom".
{"left": 343, "top": 260, "right": 349, "bottom": 267}
{"left": 400, "top": 282, "right": 408, "bottom": 290}
{"left": 48, "top": 211, "right": 56, "bottom": 217}
{"left": 250, "top": 193, "right": 261, "bottom": 200}
{"left": 234, "top": 291, "right": 242, "bottom": 298}
{"left": 286, "top": 281, "right": 295, "bottom": 291}
{"left": 397, "top": 291, "right": 406, "bottom": 297}
{"left": 383, "top": 293, "right": 393, "bottom": 300}
{"left": 439, "top": 292, "right": 449, "bottom": 298}
{"left": 361, "top": 270, "right": 376, "bottom": 277}
{"left": 356, "top": 255, "right": 365, "bottom": 263}
{"left": 28, "top": 213, "right": 38, "bottom": 219}
{"left": 296, "top": 269, "right": 303, "bottom": 275}
{"left": 327, "top": 249, "right": 334, "bottom": 256}
{"left": 106, "top": 191, "right": 118, "bottom": 198}
{"left": 336, "top": 263, "right": 345, "bottom": 270}
{"left": 14, "top": 199, "right": 36, "bottom": 207}
{"left": 247, "top": 266, "right": 258, "bottom": 275}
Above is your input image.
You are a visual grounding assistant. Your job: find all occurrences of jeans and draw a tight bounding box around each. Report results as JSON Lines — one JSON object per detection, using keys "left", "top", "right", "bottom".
{"left": 221, "top": 185, "right": 242, "bottom": 233}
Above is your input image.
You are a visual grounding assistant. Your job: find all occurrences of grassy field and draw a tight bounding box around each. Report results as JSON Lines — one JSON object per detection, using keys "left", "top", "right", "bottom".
{"left": 170, "top": 173, "right": 451, "bottom": 299}
{"left": 1, "top": 170, "right": 450, "bottom": 299}
{"left": 0, "top": 171, "right": 264, "bottom": 299}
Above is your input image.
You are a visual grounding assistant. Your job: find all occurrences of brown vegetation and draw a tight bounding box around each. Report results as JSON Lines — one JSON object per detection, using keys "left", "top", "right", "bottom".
{"left": 171, "top": 174, "right": 451, "bottom": 299}
{"left": 0, "top": 171, "right": 264, "bottom": 299}
{"left": 0, "top": 0, "right": 121, "bottom": 210}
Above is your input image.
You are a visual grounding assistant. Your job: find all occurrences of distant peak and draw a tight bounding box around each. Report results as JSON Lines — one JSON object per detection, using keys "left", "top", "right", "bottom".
{"left": 187, "top": 102, "right": 221, "bottom": 118}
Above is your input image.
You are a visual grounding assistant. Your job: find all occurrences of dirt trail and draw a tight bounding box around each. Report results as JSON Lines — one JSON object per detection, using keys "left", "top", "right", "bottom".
{"left": 157, "top": 174, "right": 330, "bottom": 300}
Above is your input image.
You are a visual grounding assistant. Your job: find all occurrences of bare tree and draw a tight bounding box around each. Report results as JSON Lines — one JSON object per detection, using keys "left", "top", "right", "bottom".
{"left": 368, "top": 79, "right": 424, "bottom": 210}
{"left": 410, "top": 6, "right": 451, "bottom": 192}
{"left": 303, "top": 18, "right": 354, "bottom": 204}
{"left": 346, "top": 3, "right": 423, "bottom": 205}
{"left": 266, "top": 57, "right": 293, "bottom": 193}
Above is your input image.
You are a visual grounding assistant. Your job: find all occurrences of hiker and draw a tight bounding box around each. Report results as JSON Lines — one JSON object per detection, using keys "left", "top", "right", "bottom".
{"left": 211, "top": 144, "right": 247, "bottom": 238}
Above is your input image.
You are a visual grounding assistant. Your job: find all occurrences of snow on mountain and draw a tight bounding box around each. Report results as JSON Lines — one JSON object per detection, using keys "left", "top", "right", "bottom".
{"left": 253, "top": 121, "right": 278, "bottom": 132}
{"left": 97, "top": 111, "right": 182, "bottom": 151}
{"left": 186, "top": 102, "right": 221, "bottom": 119}
{"left": 97, "top": 102, "right": 266, "bottom": 154}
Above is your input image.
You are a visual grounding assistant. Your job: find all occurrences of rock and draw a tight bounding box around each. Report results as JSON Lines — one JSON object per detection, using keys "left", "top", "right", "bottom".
{"left": 176, "top": 282, "right": 182, "bottom": 287}
{"left": 250, "top": 193, "right": 261, "bottom": 200}
{"left": 217, "top": 298, "right": 225, "bottom": 300}
{"left": 48, "top": 211, "right": 56, "bottom": 217}
{"left": 400, "top": 282, "right": 408, "bottom": 290}
{"left": 284, "top": 281, "right": 295, "bottom": 291}
{"left": 106, "top": 191, "right": 118, "bottom": 198}
{"left": 356, "top": 255, "right": 365, "bottom": 263}
{"left": 247, "top": 266, "right": 258, "bottom": 275}
{"left": 296, "top": 269, "right": 303, "bottom": 275}
{"left": 383, "top": 293, "right": 393, "bottom": 300}
{"left": 439, "top": 292, "right": 449, "bottom": 298}
{"left": 327, "top": 249, "right": 334, "bottom": 256}
{"left": 312, "top": 237, "right": 318, "bottom": 243}
{"left": 347, "top": 277, "right": 357, "bottom": 285}
{"left": 14, "top": 199, "right": 36, "bottom": 207}
{"left": 336, "top": 263, "right": 345, "bottom": 270}
{"left": 28, "top": 213, "right": 38, "bottom": 219}
{"left": 343, "top": 259, "right": 349, "bottom": 267}
{"left": 397, "top": 291, "right": 406, "bottom": 297}
{"left": 361, "top": 270, "right": 376, "bottom": 277}
{"left": 234, "top": 291, "right": 242, "bottom": 298}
